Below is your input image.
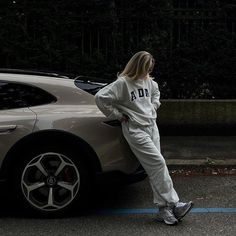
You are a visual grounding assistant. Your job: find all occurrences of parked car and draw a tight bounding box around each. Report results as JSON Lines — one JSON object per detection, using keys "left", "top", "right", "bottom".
{"left": 0, "top": 69, "right": 146, "bottom": 216}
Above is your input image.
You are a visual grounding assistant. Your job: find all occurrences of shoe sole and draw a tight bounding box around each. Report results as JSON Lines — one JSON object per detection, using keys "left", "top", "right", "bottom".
{"left": 176, "top": 201, "right": 194, "bottom": 221}
{"left": 156, "top": 217, "right": 178, "bottom": 226}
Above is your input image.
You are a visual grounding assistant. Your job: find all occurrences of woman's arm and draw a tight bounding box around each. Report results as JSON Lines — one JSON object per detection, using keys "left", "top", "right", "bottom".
{"left": 95, "top": 80, "right": 123, "bottom": 120}
{"left": 151, "top": 80, "right": 161, "bottom": 110}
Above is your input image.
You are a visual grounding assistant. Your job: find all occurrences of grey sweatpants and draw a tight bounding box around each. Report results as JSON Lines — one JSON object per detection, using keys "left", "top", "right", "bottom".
{"left": 122, "top": 120, "right": 179, "bottom": 207}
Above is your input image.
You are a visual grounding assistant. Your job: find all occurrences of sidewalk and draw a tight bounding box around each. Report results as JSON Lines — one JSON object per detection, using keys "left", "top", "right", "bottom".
{"left": 161, "top": 136, "right": 236, "bottom": 167}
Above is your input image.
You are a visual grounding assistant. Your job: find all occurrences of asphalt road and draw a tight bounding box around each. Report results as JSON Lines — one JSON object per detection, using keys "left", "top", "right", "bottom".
{"left": 0, "top": 175, "right": 236, "bottom": 236}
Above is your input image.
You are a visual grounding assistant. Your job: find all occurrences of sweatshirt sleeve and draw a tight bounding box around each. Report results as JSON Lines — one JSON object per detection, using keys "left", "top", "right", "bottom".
{"left": 94, "top": 79, "right": 123, "bottom": 120}
{"left": 151, "top": 80, "right": 161, "bottom": 110}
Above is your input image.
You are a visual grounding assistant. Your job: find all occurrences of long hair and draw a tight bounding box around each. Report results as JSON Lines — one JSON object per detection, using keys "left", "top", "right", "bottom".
{"left": 119, "top": 51, "right": 154, "bottom": 80}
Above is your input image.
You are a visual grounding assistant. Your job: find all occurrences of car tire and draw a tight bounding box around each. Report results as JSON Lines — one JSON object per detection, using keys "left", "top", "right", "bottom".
{"left": 9, "top": 145, "right": 91, "bottom": 216}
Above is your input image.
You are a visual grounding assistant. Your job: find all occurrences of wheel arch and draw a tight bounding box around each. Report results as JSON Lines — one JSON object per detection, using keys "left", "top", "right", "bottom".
{"left": 1, "top": 129, "right": 102, "bottom": 181}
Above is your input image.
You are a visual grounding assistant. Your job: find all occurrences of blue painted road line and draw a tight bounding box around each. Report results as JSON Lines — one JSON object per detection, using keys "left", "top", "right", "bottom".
{"left": 191, "top": 208, "right": 236, "bottom": 213}
{"left": 97, "top": 208, "right": 236, "bottom": 215}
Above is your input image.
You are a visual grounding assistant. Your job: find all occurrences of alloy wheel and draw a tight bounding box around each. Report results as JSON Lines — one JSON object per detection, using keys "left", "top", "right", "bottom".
{"left": 21, "top": 152, "right": 80, "bottom": 211}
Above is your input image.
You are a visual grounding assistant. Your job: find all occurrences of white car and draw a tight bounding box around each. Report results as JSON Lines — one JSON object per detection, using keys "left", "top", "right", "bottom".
{"left": 0, "top": 69, "right": 146, "bottom": 215}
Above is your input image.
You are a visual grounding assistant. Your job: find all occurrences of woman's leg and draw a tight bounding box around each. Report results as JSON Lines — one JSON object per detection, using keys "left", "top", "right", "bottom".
{"left": 122, "top": 122, "right": 179, "bottom": 207}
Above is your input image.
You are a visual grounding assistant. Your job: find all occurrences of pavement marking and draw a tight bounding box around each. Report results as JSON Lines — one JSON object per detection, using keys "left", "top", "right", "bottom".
{"left": 97, "top": 208, "right": 236, "bottom": 215}
{"left": 191, "top": 208, "right": 236, "bottom": 213}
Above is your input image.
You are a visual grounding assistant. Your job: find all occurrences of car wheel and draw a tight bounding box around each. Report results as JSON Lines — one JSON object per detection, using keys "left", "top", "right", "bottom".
{"left": 11, "top": 146, "right": 90, "bottom": 216}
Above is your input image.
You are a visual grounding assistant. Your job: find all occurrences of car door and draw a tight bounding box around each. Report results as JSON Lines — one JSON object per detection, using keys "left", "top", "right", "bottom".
{"left": 0, "top": 81, "right": 36, "bottom": 167}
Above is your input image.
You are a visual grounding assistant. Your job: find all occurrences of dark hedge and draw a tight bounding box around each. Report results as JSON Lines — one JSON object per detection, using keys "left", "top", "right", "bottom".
{"left": 0, "top": 0, "right": 235, "bottom": 98}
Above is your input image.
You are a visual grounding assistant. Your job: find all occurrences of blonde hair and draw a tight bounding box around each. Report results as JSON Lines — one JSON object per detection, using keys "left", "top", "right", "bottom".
{"left": 119, "top": 51, "right": 154, "bottom": 80}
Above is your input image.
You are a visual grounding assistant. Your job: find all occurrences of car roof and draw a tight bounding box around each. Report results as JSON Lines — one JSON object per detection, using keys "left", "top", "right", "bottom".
{"left": 0, "top": 69, "right": 70, "bottom": 79}
{"left": 0, "top": 72, "right": 72, "bottom": 87}
{"left": 0, "top": 71, "right": 96, "bottom": 105}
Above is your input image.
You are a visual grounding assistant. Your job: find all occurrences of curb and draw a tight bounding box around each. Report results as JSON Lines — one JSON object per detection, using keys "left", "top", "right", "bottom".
{"left": 166, "top": 158, "right": 236, "bottom": 166}
{"left": 166, "top": 158, "right": 236, "bottom": 176}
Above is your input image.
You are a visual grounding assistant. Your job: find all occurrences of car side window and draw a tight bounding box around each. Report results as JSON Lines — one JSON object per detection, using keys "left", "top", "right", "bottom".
{"left": 74, "top": 79, "right": 107, "bottom": 95}
{"left": 0, "top": 81, "right": 57, "bottom": 110}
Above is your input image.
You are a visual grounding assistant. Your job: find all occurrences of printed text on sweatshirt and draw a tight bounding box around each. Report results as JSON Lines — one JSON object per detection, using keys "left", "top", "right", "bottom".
{"left": 95, "top": 76, "right": 161, "bottom": 126}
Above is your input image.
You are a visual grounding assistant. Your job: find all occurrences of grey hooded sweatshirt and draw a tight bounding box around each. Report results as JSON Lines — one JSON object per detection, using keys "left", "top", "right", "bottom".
{"left": 95, "top": 76, "right": 161, "bottom": 126}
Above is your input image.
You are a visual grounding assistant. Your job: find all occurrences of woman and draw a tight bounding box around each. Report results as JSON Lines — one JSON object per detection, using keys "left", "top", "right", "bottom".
{"left": 95, "top": 51, "right": 193, "bottom": 225}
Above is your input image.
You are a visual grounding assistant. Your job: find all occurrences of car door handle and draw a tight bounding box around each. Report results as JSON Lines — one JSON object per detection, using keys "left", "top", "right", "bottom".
{"left": 0, "top": 125, "right": 17, "bottom": 133}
